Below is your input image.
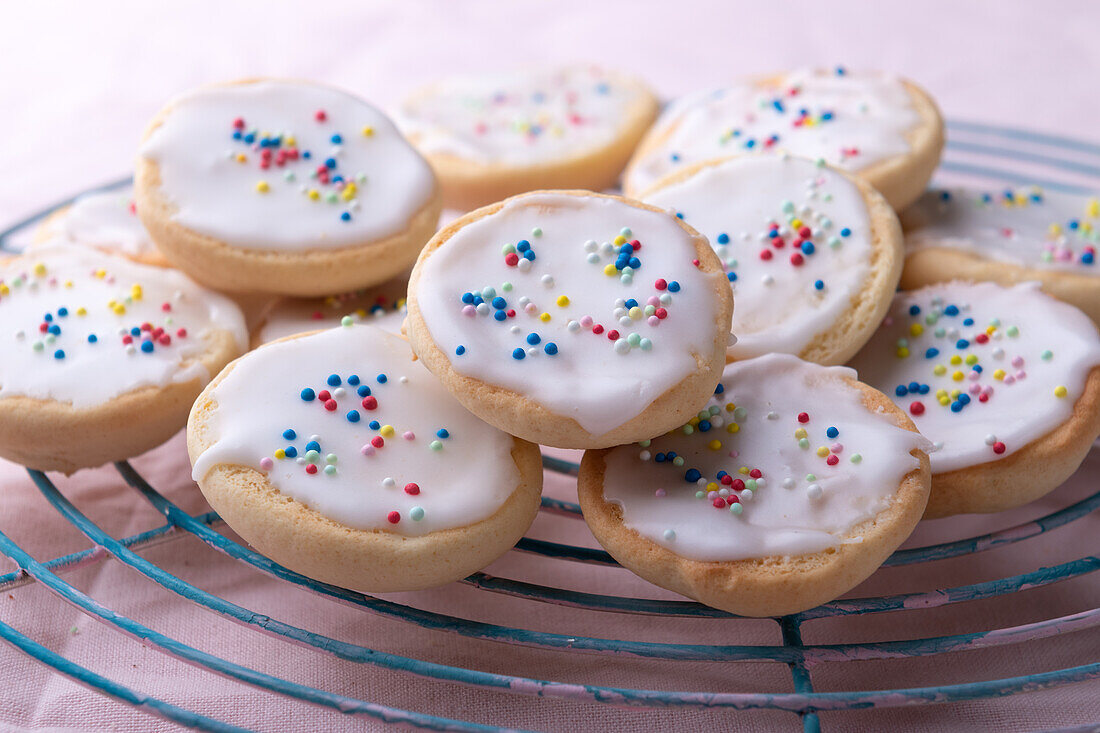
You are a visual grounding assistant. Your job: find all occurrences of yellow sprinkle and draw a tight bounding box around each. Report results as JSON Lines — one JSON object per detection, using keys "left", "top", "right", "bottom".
{"left": 94, "top": 269, "right": 107, "bottom": 279}
{"left": 130, "top": 284, "right": 143, "bottom": 301}
{"left": 557, "top": 295, "right": 570, "bottom": 307}
{"left": 380, "top": 425, "right": 395, "bottom": 437}
{"left": 816, "top": 446, "right": 829, "bottom": 457}
{"left": 1055, "top": 385, "right": 1068, "bottom": 398}
{"left": 950, "top": 355, "right": 962, "bottom": 365}
{"left": 965, "top": 354, "right": 978, "bottom": 366}
{"left": 0, "top": 284, "right": 8, "bottom": 296}
{"left": 285, "top": 136, "right": 296, "bottom": 147}
{"left": 689, "top": 417, "right": 701, "bottom": 427}
{"left": 235, "top": 153, "right": 247, "bottom": 163}
{"left": 603, "top": 263, "right": 617, "bottom": 276}
{"left": 1087, "top": 199, "right": 1099, "bottom": 218}
{"left": 64, "top": 280, "right": 73, "bottom": 289}
{"left": 791, "top": 218, "right": 803, "bottom": 229}
{"left": 361, "top": 125, "right": 374, "bottom": 137}
{"left": 341, "top": 188, "right": 355, "bottom": 202}
{"left": 938, "top": 395, "right": 950, "bottom": 406}
{"left": 1048, "top": 223, "right": 1062, "bottom": 237}
{"left": 933, "top": 365, "right": 946, "bottom": 376}
{"left": 539, "top": 312, "right": 550, "bottom": 322}
{"left": 738, "top": 467, "right": 750, "bottom": 475}
{"left": 726, "top": 423, "right": 739, "bottom": 433}
{"left": 76, "top": 307, "right": 86, "bottom": 316}
{"left": 308, "top": 189, "right": 320, "bottom": 201}
{"left": 895, "top": 347, "right": 909, "bottom": 358}
{"left": 986, "top": 325, "right": 997, "bottom": 335}
{"left": 794, "top": 428, "right": 807, "bottom": 439}
{"left": 706, "top": 482, "right": 719, "bottom": 491}
{"left": 909, "top": 323, "right": 923, "bottom": 337}
{"left": 628, "top": 306, "right": 642, "bottom": 319}
{"left": 993, "top": 369, "right": 1006, "bottom": 381}
{"left": 707, "top": 439, "right": 722, "bottom": 451}
{"left": 255, "top": 181, "right": 270, "bottom": 193}
{"left": 33, "top": 263, "right": 47, "bottom": 277}
{"left": 950, "top": 389, "right": 961, "bottom": 399}
{"left": 725, "top": 403, "right": 736, "bottom": 412}
{"left": 274, "top": 449, "right": 285, "bottom": 459}
{"left": 952, "top": 370, "right": 964, "bottom": 382}
{"left": 112, "top": 304, "right": 126, "bottom": 315}
{"left": 613, "top": 235, "right": 627, "bottom": 245}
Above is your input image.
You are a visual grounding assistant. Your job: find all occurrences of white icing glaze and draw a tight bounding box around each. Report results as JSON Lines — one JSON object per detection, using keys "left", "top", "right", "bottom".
{"left": 140, "top": 80, "right": 436, "bottom": 251}
{"left": 903, "top": 186, "right": 1100, "bottom": 274}
{"left": 43, "top": 187, "right": 156, "bottom": 257}
{"left": 600, "top": 353, "right": 926, "bottom": 561}
{"left": 0, "top": 243, "right": 247, "bottom": 408}
{"left": 191, "top": 324, "right": 521, "bottom": 536}
{"left": 415, "top": 192, "right": 728, "bottom": 437}
{"left": 399, "top": 66, "right": 647, "bottom": 165}
{"left": 627, "top": 68, "right": 920, "bottom": 194}
{"left": 850, "top": 281, "right": 1100, "bottom": 473}
{"left": 258, "top": 288, "right": 407, "bottom": 344}
{"left": 644, "top": 155, "right": 873, "bottom": 359}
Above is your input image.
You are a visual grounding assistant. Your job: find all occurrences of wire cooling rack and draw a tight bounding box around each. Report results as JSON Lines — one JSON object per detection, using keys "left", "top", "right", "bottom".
{"left": 0, "top": 120, "right": 1098, "bottom": 732}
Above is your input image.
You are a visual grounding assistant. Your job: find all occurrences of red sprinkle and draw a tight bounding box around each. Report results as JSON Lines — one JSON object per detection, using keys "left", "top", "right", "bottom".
{"left": 315, "top": 109, "right": 327, "bottom": 122}
{"left": 712, "top": 497, "right": 726, "bottom": 508}
{"left": 731, "top": 479, "right": 745, "bottom": 491}
{"left": 798, "top": 226, "right": 812, "bottom": 238}
{"left": 976, "top": 334, "right": 989, "bottom": 344}
{"left": 607, "top": 329, "right": 620, "bottom": 341}
{"left": 317, "top": 390, "right": 331, "bottom": 401}
{"left": 504, "top": 253, "right": 520, "bottom": 267}
{"left": 798, "top": 412, "right": 810, "bottom": 423}
{"left": 592, "top": 324, "right": 604, "bottom": 335}
{"left": 749, "top": 469, "right": 762, "bottom": 478}
{"left": 760, "top": 249, "right": 773, "bottom": 261}
{"left": 371, "top": 436, "right": 384, "bottom": 448}
{"left": 654, "top": 278, "right": 667, "bottom": 290}
{"left": 362, "top": 396, "right": 378, "bottom": 410}
{"left": 233, "top": 117, "right": 245, "bottom": 129}
{"left": 910, "top": 401, "right": 925, "bottom": 415}
{"left": 324, "top": 399, "right": 338, "bottom": 411}
{"left": 161, "top": 303, "right": 172, "bottom": 312}
{"left": 176, "top": 328, "right": 187, "bottom": 338}
{"left": 692, "top": 258, "right": 701, "bottom": 267}
{"left": 655, "top": 308, "right": 668, "bottom": 319}
{"left": 993, "top": 441, "right": 1006, "bottom": 454}
{"left": 720, "top": 474, "right": 733, "bottom": 485}
{"left": 387, "top": 511, "right": 400, "bottom": 524}
{"left": 404, "top": 482, "right": 420, "bottom": 495}
{"left": 790, "top": 253, "right": 804, "bottom": 266}
{"left": 826, "top": 455, "right": 839, "bottom": 466}
{"left": 630, "top": 240, "right": 641, "bottom": 250}
{"left": 305, "top": 464, "right": 318, "bottom": 475}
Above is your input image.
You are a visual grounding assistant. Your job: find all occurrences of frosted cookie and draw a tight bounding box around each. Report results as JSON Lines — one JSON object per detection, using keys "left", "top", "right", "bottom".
{"left": 623, "top": 68, "right": 944, "bottom": 211}
{"left": 0, "top": 243, "right": 247, "bottom": 473}
{"left": 32, "top": 187, "right": 169, "bottom": 266}
{"left": 642, "top": 155, "right": 903, "bottom": 364}
{"left": 901, "top": 187, "right": 1100, "bottom": 325}
{"left": 400, "top": 66, "right": 659, "bottom": 210}
{"left": 136, "top": 79, "right": 442, "bottom": 297}
{"left": 188, "top": 324, "right": 543, "bottom": 592}
{"left": 254, "top": 275, "right": 408, "bottom": 347}
{"left": 406, "top": 190, "right": 733, "bottom": 449}
{"left": 850, "top": 281, "right": 1100, "bottom": 518}
{"left": 578, "top": 353, "right": 930, "bottom": 617}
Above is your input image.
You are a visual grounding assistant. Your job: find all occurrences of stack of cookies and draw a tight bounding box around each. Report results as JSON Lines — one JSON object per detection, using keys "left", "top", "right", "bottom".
{"left": 2, "top": 68, "right": 1097, "bottom": 616}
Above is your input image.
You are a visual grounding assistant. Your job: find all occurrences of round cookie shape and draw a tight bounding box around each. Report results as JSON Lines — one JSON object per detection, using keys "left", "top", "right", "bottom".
{"left": 849, "top": 281, "right": 1100, "bottom": 518}
{"left": 642, "top": 154, "right": 903, "bottom": 364}
{"left": 254, "top": 275, "right": 408, "bottom": 347}
{"left": 406, "top": 190, "right": 733, "bottom": 449}
{"left": 32, "top": 187, "right": 168, "bottom": 266}
{"left": 136, "top": 79, "right": 442, "bottom": 296}
{"left": 0, "top": 243, "right": 247, "bottom": 473}
{"left": 188, "top": 323, "right": 543, "bottom": 592}
{"left": 400, "top": 66, "right": 659, "bottom": 210}
{"left": 901, "top": 186, "right": 1100, "bottom": 325}
{"left": 577, "top": 353, "right": 930, "bottom": 617}
{"left": 623, "top": 68, "right": 944, "bottom": 211}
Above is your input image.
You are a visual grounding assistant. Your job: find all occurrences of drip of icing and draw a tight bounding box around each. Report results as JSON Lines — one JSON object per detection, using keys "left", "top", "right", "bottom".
{"left": 258, "top": 290, "right": 407, "bottom": 344}
{"left": 399, "top": 66, "right": 647, "bottom": 165}
{"left": 850, "top": 281, "right": 1100, "bottom": 473}
{"left": 601, "top": 353, "right": 927, "bottom": 561}
{"left": 49, "top": 187, "right": 156, "bottom": 257}
{"left": 903, "top": 186, "right": 1100, "bottom": 273}
{"left": 191, "top": 324, "right": 520, "bottom": 536}
{"left": 627, "top": 68, "right": 919, "bottom": 194}
{"left": 414, "top": 192, "right": 728, "bottom": 437}
{"left": 139, "top": 80, "right": 436, "bottom": 251}
{"left": 644, "top": 155, "right": 873, "bottom": 359}
{"left": 0, "top": 243, "right": 247, "bottom": 407}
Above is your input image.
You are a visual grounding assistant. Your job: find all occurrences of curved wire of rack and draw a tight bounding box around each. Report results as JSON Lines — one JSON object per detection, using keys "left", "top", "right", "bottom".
{"left": 0, "top": 118, "right": 1098, "bottom": 732}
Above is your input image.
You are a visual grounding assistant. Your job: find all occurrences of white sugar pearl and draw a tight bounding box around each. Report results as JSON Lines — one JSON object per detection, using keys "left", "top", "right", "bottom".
{"left": 762, "top": 274, "right": 775, "bottom": 286}
{"left": 600, "top": 242, "right": 615, "bottom": 255}
{"left": 333, "top": 387, "right": 346, "bottom": 398}
{"left": 782, "top": 477, "right": 796, "bottom": 489}
{"left": 567, "top": 320, "right": 581, "bottom": 332}
{"left": 518, "top": 296, "right": 531, "bottom": 307}
{"left": 984, "top": 434, "right": 997, "bottom": 446}
{"left": 741, "top": 489, "right": 754, "bottom": 502}
{"left": 382, "top": 477, "right": 396, "bottom": 488}
{"left": 767, "top": 411, "right": 779, "bottom": 420}
{"left": 475, "top": 303, "right": 489, "bottom": 315}
{"left": 619, "top": 316, "right": 632, "bottom": 327}
{"left": 584, "top": 239, "right": 597, "bottom": 253}
{"left": 541, "top": 274, "right": 554, "bottom": 287}
{"left": 614, "top": 339, "right": 631, "bottom": 354}
{"left": 399, "top": 376, "right": 408, "bottom": 384}
{"left": 527, "top": 347, "right": 539, "bottom": 357}
{"left": 586, "top": 252, "right": 600, "bottom": 264}
{"left": 613, "top": 307, "right": 627, "bottom": 319}
{"left": 639, "top": 450, "right": 651, "bottom": 461}
{"left": 807, "top": 484, "right": 823, "bottom": 499}
{"left": 754, "top": 478, "right": 766, "bottom": 489}
{"left": 510, "top": 325, "right": 521, "bottom": 334}
{"left": 517, "top": 258, "right": 532, "bottom": 272}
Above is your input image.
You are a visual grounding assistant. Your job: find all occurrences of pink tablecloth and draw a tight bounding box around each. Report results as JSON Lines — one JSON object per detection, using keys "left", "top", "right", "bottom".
{"left": 0, "top": 2, "right": 1098, "bottom": 730}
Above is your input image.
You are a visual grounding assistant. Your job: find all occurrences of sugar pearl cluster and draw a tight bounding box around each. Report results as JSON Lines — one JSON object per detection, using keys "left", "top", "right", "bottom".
{"left": 229, "top": 108, "right": 376, "bottom": 224}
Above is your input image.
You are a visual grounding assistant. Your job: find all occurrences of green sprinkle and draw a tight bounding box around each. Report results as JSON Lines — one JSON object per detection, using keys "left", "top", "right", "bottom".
{"left": 619, "top": 227, "right": 632, "bottom": 237}
{"left": 672, "top": 456, "right": 685, "bottom": 467}
{"left": 429, "top": 440, "right": 443, "bottom": 451}
{"left": 305, "top": 449, "right": 320, "bottom": 463}
{"left": 682, "top": 425, "right": 694, "bottom": 435}
{"left": 341, "top": 315, "right": 354, "bottom": 327}
{"left": 745, "top": 479, "right": 757, "bottom": 490}
{"left": 733, "top": 406, "right": 748, "bottom": 420}
{"left": 502, "top": 243, "right": 516, "bottom": 255}
{"left": 1007, "top": 326, "right": 1020, "bottom": 337}
{"left": 798, "top": 438, "right": 809, "bottom": 449}
{"left": 730, "top": 502, "right": 744, "bottom": 514}
{"left": 325, "top": 453, "right": 337, "bottom": 464}
{"left": 627, "top": 333, "right": 641, "bottom": 347}
{"left": 639, "top": 439, "right": 652, "bottom": 447}
{"left": 639, "top": 338, "right": 652, "bottom": 351}
{"left": 1041, "top": 350, "right": 1053, "bottom": 361}
{"left": 850, "top": 454, "right": 863, "bottom": 464}
{"left": 695, "top": 490, "right": 705, "bottom": 499}
{"left": 32, "top": 341, "right": 44, "bottom": 352}
{"left": 531, "top": 227, "right": 542, "bottom": 237}
{"left": 502, "top": 281, "right": 513, "bottom": 292}
{"left": 410, "top": 506, "right": 425, "bottom": 521}
{"left": 323, "top": 465, "right": 336, "bottom": 475}
{"left": 805, "top": 474, "right": 817, "bottom": 481}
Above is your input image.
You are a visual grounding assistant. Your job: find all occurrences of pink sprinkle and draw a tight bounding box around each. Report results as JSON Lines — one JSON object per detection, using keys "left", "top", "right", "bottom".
{"left": 728, "top": 450, "right": 739, "bottom": 458}
{"left": 969, "top": 383, "right": 982, "bottom": 394}
{"left": 360, "top": 445, "right": 376, "bottom": 456}
{"left": 831, "top": 443, "right": 843, "bottom": 453}
{"left": 655, "top": 488, "right": 666, "bottom": 498}
{"left": 1012, "top": 356, "right": 1024, "bottom": 368}
{"left": 1016, "top": 370, "right": 1027, "bottom": 380}
{"left": 647, "top": 316, "right": 660, "bottom": 327}
{"left": 983, "top": 386, "right": 994, "bottom": 397}
{"left": 462, "top": 305, "right": 476, "bottom": 317}
{"left": 259, "top": 457, "right": 273, "bottom": 470}
{"left": 647, "top": 296, "right": 660, "bottom": 306}
{"left": 1004, "top": 375, "right": 1016, "bottom": 385}
{"left": 579, "top": 315, "right": 593, "bottom": 328}
{"left": 968, "top": 370, "right": 981, "bottom": 381}
{"left": 524, "top": 303, "right": 537, "bottom": 314}
{"left": 403, "top": 431, "right": 415, "bottom": 441}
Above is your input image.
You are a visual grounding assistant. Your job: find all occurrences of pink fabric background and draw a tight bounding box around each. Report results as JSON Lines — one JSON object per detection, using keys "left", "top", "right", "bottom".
{"left": 0, "top": 1, "right": 1098, "bottom": 730}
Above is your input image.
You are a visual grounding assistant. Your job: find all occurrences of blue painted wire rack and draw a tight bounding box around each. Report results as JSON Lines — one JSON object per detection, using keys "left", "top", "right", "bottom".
{"left": 0, "top": 120, "right": 1098, "bottom": 731}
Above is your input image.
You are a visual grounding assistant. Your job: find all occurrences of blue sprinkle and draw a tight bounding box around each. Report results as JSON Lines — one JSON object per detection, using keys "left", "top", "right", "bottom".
{"left": 908, "top": 305, "right": 921, "bottom": 316}
{"left": 357, "top": 385, "right": 371, "bottom": 397}
{"left": 461, "top": 292, "right": 475, "bottom": 304}
{"left": 544, "top": 342, "right": 558, "bottom": 355}
{"left": 667, "top": 281, "right": 681, "bottom": 293}
{"left": 945, "top": 305, "right": 960, "bottom": 316}
{"left": 285, "top": 446, "right": 298, "bottom": 458}
{"left": 523, "top": 250, "right": 535, "bottom": 261}
{"left": 908, "top": 382, "right": 920, "bottom": 393}
{"left": 717, "top": 470, "right": 728, "bottom": 479}
{"left": 57, "top": 307, "right": 68, "bottom": 317}
{"left": 516, "top": 240, "right": 531, "bottom": 252}
{"left": 801, "top": 241, "right": 815, "bottom": 255}
{"left": 717, "top": 233, "right": 730, "bottom": 244}
{"left": 956, "top": 339, "right": 970, "bottom": 349}
{"left": 368, "top": 421, "right": 380, "bottom": 430}
{"left": 655, "top": 453, "right": 666, "bottom": 462}
{"left": 959, "top": 393, "right": 971, "bottom": 405}
{"left": 950, "top": 401, "right": 963, "bottom": 413}
{"left": 840, "top": 227, "right": 851, "bottom": 237}
{"left": 53, "top": 349, "right": 65, "bottom": 360}
{"left": 896, "top": 385, "right": 908, "bottom": 397}
{"left": 675, "top": 212, "right": 684, "bottom": 219}
{"left": 327, "top": 374, "right": 341, "bottom": 387}
{"left": 130, "top": 327, "right": 141, "bottom": 337}
{"left": 973, "top": 365, "right": 983, "bottom": 373}
{"left": 330, "top": 133, "right": 343, "bottom": 144}
{"left": 493, "top": 310, "right": 507, "bottom": 321}
{"left": 325, "top": 157, "right": 337, "bottom": 169}
{"left": 727, "top": 272, "right": 737, "bottom": 282}
{"left": 625, "top": 299, "right": 639, "bottom": 309}
{"left": 526, "top": 333, "right": 541, "bottom": 345}
{"left": 919, "top": 384, "right": 930, "bottom": 394}
{"left": 301, "top": 388, "right": 316, "bottom": 401}
{"left": 340, "top": 212, "right": 351, "bottom": 222}
{"left": 1083, "top": 252, "right": 1095, "bottom": 265}
{"left": 685, "top": 468, "right": 702, "bottom": 483}
{"left": 347, "top": 375, "right": 360, "bottom": 386}
{"left": 305, "top": 441, "right": 320, "bottom": 452}
{"left": 714, "top": 383, "right": 725, "bottom": 395}
{"left": 48, "top": 324, "right": 61, "bottom": 335}
{"left": 232, "top": 130, "right": 242, "bottom": 140}
{"left": 282, "top": 429, "right": 297, "bottom": 440}
{"left": 512, "top": 347, "right": 526, "bottom": 360}
{"left": 925, "top": 348, "right": 939, "bottom": 358}
{"left": 814, "top": 280, "right": 824, "bottom": 290}
{"left": 376, "top": 374, "right": 387, "bottom": 384}
{"left": 492, "top": 296, "right": 507, "bottom": 309}
{"left": 456, "top": 345, "right": 466, "bottom": 356}
{"left": 87, "top": 334, "right": 97, "bottom": 344}
{"left": 302, "top": 150, "right": 311, "bottom": 159}
{"left": 346, "top": 410, "right": 361, "bottom": 423}
{"left": 698, "top": 420, "right": 711, "bottom": 432}
{"left": 243, "top": 132, "right": 255, "bottom": 144}
{"left": 826, "top": 426, "right": 839, "bottom": 439}
{"left": 436, "top": 429, "right": 449, "bottom": 439}
{"left": 628, "top": 257, "right": 641, "bottom": 269}
{"left": 140, "top": 340, "right": 154, "bottom": 353}
{"left": 963, "top": 318, "right": 974, "bottom": 327}
{"left": 619, "top": 243, "right": 633, "bottom": 255}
